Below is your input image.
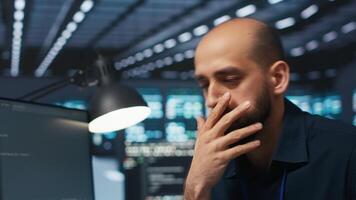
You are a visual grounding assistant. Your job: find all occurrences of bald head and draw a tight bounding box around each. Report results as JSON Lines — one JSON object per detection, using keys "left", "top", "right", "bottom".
{"left": 195, "top": 18, "right": 284, "bottom": 69}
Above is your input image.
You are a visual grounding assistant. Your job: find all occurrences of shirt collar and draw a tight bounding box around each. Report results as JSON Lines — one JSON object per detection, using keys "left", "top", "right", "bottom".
{"left": 224, "top": 98, "right": 309, "bottom": 179}
{"left": 272, "top": 98, "right": 309, "bottom": 163}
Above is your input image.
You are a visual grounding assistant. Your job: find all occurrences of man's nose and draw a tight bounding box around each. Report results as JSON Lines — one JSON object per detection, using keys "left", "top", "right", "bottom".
{"left": 205, "top": 83, "right": 227, "bottom": 109}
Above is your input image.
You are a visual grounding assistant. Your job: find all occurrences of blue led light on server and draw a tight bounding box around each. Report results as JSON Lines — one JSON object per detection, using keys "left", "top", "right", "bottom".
{"left": 125, "top": 123, "right": 147, "bottom": 142}
{"left": 165, "top": 122, "right": 188, "bottom": 142}
{"left": 54, "top": 100, "right": 87, "bottom": 110}
{"left": 287, "top": 93, "right": 342, "bottom": 119}
{"left": 143, "top": 94, "right": 163, "bottom": 119}
{"left": 139, "top": 88, "right": 164, "bottom": 119}
{"left": 166, "top": 94, "right": 203, "bottom": 120}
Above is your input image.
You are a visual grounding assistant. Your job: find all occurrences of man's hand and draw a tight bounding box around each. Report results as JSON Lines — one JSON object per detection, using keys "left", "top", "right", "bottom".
{"left": 184, "top": 92, "right": 262, "bottom": 200}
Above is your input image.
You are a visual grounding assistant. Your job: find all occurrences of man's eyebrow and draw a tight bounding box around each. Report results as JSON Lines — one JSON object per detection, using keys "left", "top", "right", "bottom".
{"left": 214, "top": 66, "right": 244, "bottom": 76}
{"left": 194, "top": 66, "right": 244, "bottom": 80}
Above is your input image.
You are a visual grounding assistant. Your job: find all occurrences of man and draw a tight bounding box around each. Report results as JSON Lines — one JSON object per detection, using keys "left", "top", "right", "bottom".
{"left": 184, "top": 18, "right": 356, "bottom": 199}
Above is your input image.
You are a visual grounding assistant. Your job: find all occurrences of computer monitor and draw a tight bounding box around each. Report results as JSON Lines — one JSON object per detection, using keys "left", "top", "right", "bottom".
{"left": 0, "top": 98, "right": 94, "bottom": 200}
{"left": 123, "top": 87, "right": 202, "bottom": 200}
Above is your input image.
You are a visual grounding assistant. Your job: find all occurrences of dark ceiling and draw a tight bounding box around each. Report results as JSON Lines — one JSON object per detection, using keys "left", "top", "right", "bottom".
{"left": 0, "top": 0, "right": 355, "bottom": 80}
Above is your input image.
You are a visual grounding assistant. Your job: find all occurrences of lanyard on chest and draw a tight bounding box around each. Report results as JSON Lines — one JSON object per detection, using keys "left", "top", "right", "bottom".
{"left": 240, "top": 169, "right": 287, "bottom": 200}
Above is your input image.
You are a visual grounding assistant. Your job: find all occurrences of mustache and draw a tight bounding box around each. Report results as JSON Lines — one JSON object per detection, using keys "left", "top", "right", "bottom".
{"left": 222, "top": 106, "right": 235, "bottom": 116}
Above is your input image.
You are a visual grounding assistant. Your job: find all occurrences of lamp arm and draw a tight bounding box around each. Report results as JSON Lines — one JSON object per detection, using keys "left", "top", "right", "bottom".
{"left": 18, "top": 70, "right": 92, "bottom": 101}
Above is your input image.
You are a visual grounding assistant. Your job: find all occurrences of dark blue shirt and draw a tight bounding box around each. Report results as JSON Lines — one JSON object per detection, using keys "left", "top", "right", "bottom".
{"left": 211, "top": 99, "right": 356, "bottom": 200}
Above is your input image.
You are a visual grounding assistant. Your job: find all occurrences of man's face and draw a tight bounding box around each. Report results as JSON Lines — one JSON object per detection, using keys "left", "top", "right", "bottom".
{"left": 194, "top": 38, "right": 272, "bottom": 132}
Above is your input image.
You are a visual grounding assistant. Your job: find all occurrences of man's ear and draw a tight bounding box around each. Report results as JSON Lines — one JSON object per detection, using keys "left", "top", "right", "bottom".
{"left": 268, "top": 60, "right": 290, "bottom": 95}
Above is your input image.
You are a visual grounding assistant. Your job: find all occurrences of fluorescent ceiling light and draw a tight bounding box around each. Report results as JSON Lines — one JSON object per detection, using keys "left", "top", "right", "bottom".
{"left": 275, "top": 17, "right": 295, "bottom": 29}
{"left": 13, "top": 30, "right": 22, "bottom": 37}
{"left": 164, "top": 57, "right": 173, "bottom": 65}
{"left": 290, "top": 47, "right": 305, "bottom": 57}
{"left": 153, "top": 43, "right": 164, "bottom": 53}
{"left": 164, "top": 39, "right": 177, "bottom": 49}
{"left": 236, "top": 4, "right": 256, "bottom": 17}
{"left": 14, "top": 0, "right": 25, "bottom": 10}
{"left": 135, "top": 52, "right": 144, "bottom": 61}
{"left": 184, "top": 49, "right": 195, "bottom": 59}
{"left": 127, "top": 56, "right": 135, "bottom": 65}
{"left": 35, "top": 0, "right": 94, "bottom": 77}
{"left": 193, "top": 25, "right": 209, "bottom": 36}
{"left": 300, "top": 5, "right": 318, "bottom": 19}
{"left": 13, "top": 39, "right": 21, "bottom": 45}
{"left": 57, "top": 37, "right": 67, "bottom": 46}
{"left": 213, "top": 15, "right": 231, "bottom": 26}
{"left": 73, "top": 11, "right": 85, "bottom": 23}
{"left": 174, "top": 53, "right": 184, "bottom": 62}
{"left": 10, "top": 68, "right": 19, "bottom": 77}
{"left": 66, "top": 22, "right": 78, "bottom": 32}
{"left": 11, "top": 0, "right": 26, "bottom": 77}
{"left": 323, "top": 31, "right": 337, "bottom": 42}
{"left": 118, "top": 60, "right": 128, "bottom": 68}
{"left": 13, "top": 21, "right": 23, "bottom": 30}
{"left": 61, "top": 30, "right": 72, "bottom": 39}
{"left": 155, "top": 59, "right": 164, "bottom": 68}
{"left": 35, "top": 68, "right": 45, "bottom": 77}
{"left": 341, "top": 22, "right": 356, "bottom": 33}
{"left": 305, "top": 40, "right": 319, "bottom": 51}
{"left": 14, "top": 10, "right": 24, "bottom": 20}
{"left": 268, "top": 0, "right": 283, "bottom": 4}
{"left": 114, "top": 62, "right": 123, "bottom": 70}
{"left": 80, "top": 0, "right": 94, "bottom": 13}
{"left": 143, "top": 48, "right": 153, "bottom": 58}
{"left": 178, "top": 32, "right": 192, "bottom": 43}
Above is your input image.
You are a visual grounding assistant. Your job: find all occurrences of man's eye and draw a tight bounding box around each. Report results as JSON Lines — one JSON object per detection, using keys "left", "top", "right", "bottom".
{"left": 223, "top": 77, "right": 240, "bottom": 83}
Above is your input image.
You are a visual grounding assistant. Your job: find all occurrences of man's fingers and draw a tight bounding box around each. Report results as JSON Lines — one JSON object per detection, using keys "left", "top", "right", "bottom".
{"left": 204, "top": 92, "right": 230, "bottom": 129}
{"left": 212, "top": 101, "right": 251, "bottom": 136}
{"left": 216, "top": 122, "right": 263, "bottom": 148}
{"left": 196, "top": 116, "right": 205, "bottom": 130}
{"left": 222, "top": 140, "right": 261, "bottom": 161}
{"left": 195, "top": 116, "right": 206, "bottom": 138}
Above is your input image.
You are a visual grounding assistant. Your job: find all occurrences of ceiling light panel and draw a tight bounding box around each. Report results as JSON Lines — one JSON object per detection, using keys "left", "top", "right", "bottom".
{"left": 35, "top": 0, "right": 95, "bottom": 77}
{"left": 10, "top": 0, "right": 26, "bottom": 77}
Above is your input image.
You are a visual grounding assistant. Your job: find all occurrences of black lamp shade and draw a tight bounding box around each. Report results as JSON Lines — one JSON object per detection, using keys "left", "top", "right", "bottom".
{"left": 88, "top": 84, "right": 151, "bottom": 133}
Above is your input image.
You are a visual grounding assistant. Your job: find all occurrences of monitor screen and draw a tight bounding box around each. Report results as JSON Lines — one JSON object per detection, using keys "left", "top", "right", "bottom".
{"left": 286, "top": 92, "right": 342, "bottom": 119}
{"left": 0, "top": 98, "right": 94, "bottom": 200}
{"left": 124, "top": 88, "right": 164, "bottom": 143}
{"left": 124, "top": 87, "right": 203, "bottom": 200}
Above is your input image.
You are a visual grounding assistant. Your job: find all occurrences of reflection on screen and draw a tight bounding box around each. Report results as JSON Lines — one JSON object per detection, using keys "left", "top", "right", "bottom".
{"left": 0, "top": 98, "right": 94, "bottom": 200}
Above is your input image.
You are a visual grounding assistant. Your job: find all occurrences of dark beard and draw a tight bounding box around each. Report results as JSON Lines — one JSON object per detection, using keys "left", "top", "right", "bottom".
{"left": 225, "top": 83, "right": 271, "bottom": 144}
